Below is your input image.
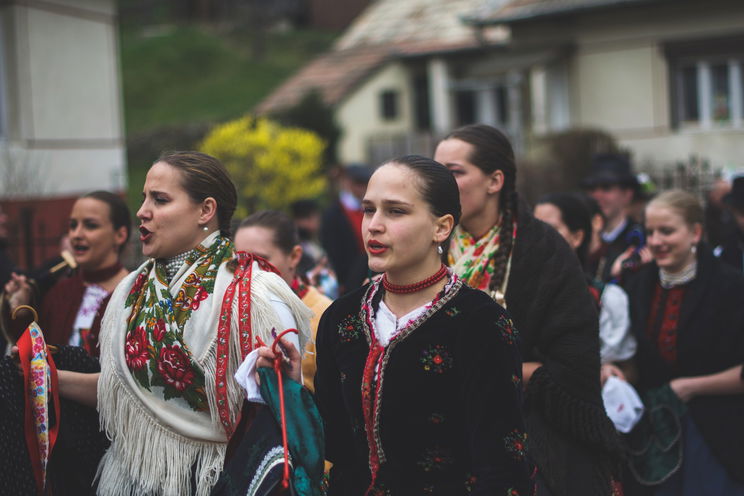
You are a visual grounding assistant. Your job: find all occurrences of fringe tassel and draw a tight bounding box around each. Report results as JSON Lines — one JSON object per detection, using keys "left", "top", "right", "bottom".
{"left": 95, "top": 265, "right": 312, "bottom": 496}
{"left": 97, "top": 347, "right": 225, "bottom": 495}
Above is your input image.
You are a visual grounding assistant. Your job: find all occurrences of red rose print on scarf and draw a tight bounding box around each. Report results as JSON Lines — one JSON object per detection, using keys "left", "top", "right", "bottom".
{"left": 191, "top": 286, "right": 209, "bottom": 310}
{"left": 125, "top": 326, "right": 150, "bottom": 370}
{"left": 157, "top": 344, "right": 196, "bottom": 391}
{"left": 152, "top": 318, "right": 167, "bottom": 341}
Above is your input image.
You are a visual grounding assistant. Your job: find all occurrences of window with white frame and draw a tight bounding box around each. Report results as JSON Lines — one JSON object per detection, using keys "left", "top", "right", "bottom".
{"left": 667, "top": 37, "right": 744, "bottom": 130}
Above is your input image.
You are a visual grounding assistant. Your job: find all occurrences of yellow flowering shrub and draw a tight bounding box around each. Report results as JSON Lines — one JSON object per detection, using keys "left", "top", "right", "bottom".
{"left": 200, "top": 116, "right": 327, "bottom": 216}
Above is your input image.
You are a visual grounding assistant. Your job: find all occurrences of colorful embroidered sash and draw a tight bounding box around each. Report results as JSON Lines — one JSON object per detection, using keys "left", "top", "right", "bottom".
{"left": 214, "top": 250, "right": 280, "bottom": 436}
{"left": 18, "top": 322, "right": 60, "bottom": 495}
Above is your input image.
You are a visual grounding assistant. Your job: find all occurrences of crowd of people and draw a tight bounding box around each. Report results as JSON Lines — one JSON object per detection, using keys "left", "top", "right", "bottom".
{"left": 0, "top": 123, "right": 743, "bottom": 496}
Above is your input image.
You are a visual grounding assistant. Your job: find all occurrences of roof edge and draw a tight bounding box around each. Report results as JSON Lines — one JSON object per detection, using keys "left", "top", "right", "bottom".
{"left": 463, "top": 0, "right": 667, "bottom": 26}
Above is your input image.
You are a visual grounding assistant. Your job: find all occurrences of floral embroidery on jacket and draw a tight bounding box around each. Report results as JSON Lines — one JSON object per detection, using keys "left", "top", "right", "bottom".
{"left": 367, "top": 483, "right": 391, "bottom": 496}
{"left": 417, "top": 446, "right": 454, "bottom": 472}
{"left": 465, "top": 473, "right": 478, "bottom": 492}
{"left": 495, "top": 315, "right": 519, "bottom": 346}
{"left": 504, "top": 429, "right": 528, "bottom": 461}
{"left": 420, "top": 345, "right": 453, "bottom": 374}
{"left": 511, "top": 374, "right": 522, "bottom": 389}
{"left": 445, "top": 306, "right": 460, "bottom": 317}
{"left": 428, "top": 412, "right": 446, "bottom": 425}
{"left": 337, "top": 313, "right": 363, "bottom": 343}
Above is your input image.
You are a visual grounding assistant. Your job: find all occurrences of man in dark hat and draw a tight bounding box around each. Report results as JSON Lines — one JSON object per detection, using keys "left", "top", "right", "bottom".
{"left": 717, "top": 176, "right": 744, "bottom": 272}
{"left": 581, "top": 153, "right": 644, "bottom": 281}
{"left": 320, "top": 163, "right": 374, "bottom": 294}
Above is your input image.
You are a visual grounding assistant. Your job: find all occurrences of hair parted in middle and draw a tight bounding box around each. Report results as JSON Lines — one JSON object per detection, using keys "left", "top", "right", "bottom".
{"left": 384, "top": 154, "right": 461, "bottom": 262}
{"left": 443, "top": 124, "right": 517, "bottom": 292}
{"left": 80, "top": 190, "right": 132, "bottom": 253}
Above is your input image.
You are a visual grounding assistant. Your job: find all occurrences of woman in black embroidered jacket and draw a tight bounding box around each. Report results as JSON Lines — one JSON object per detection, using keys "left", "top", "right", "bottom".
{"left": 623, "top": 190, "right": 744, "bottom": 494}
{"left": 314, "top": 155, "right": 530, "bottom": 495}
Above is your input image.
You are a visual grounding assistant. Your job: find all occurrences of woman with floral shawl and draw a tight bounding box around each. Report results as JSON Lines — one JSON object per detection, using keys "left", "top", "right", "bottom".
{"left": 435, "top": 126, "right": 622, "bottom": 496}
{"left": 57, "top": 151, "right": 311, "bottom": 496}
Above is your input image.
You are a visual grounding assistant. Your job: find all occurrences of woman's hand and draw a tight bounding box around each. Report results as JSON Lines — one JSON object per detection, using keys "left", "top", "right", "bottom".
{"left": 669, "top": 377, "right": 695, "bottom": 402}
{"left": 255, "top": 337, "right": 302, "bottom": 384}
{"left": 669, "top": 366, "right": 744, "bottom": 403}
{"left": 4, "top": 273, "right": 32, "bottom": 311}
{"left": 522, "top": 361, "right": 542, "bottom": 386}
{"left": 610, "top": 246, "right": 653, "bottom": 279}
{"left": 600, "top": 363, "right": 626, "bottom": 385}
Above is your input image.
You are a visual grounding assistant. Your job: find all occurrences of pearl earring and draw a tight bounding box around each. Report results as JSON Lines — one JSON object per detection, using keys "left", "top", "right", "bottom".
{"left": 437, "top": 245, "right": 443, "bottom": 255}
{"left": 202, "top": 225, "right": 209, "bottom": 232}
{"left": 691, "top": 244, "right": 697, "bottom": 254}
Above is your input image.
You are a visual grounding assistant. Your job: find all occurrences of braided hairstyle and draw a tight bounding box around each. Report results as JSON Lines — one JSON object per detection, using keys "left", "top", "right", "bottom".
{"left": 444, "top": 124, "right": 517, "bottom": 292}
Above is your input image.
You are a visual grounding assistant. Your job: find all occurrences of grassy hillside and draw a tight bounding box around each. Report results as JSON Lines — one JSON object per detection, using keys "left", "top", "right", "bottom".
{"left": 119, "top": 23, "right": 337, "bottom": 207}
{"left": 121, "top": 25, "right": 337, "bottom": 135}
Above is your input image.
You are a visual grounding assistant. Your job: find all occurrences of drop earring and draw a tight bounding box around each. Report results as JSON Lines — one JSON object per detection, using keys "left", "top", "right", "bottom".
{"left": 437, "top": 245, "right": 443, "bottom": 255}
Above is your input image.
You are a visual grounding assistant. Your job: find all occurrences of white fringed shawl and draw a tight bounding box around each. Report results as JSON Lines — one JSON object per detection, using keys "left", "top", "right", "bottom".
{"left": 96, "top": 247, "right": 311, "bottom": 496}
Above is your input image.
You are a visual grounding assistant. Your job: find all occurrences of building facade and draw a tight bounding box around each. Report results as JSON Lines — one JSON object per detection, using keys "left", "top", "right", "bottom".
{"left": 0, "top": 0, "right": 126, "bottom": 268}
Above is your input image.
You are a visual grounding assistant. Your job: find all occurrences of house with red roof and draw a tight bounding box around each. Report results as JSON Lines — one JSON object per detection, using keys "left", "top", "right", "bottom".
{"left": 258, "top": 0, "right": 744, "bottom": 171}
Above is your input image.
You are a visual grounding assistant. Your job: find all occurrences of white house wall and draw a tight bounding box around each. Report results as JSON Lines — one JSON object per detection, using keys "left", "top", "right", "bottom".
{"left": 336, "top": 61, "right": 413, "bottom": 164}
{"left": 513, "top": 2, "right": 744, "bottom": 171}
{"left": 571, "top": 4, "right": 744, "bottom": 170}
{"left": 573, "top": 42, "right": 661, "bottom": 133}
{"left": 1, "top": 0, "right": 125, "bottom": 198}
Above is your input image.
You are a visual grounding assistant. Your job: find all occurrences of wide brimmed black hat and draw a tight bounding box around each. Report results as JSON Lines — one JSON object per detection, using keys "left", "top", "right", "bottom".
{"left": 581, "top": 153, "right": 639, "bottom": 190}
{"left": 724, "top": 176, "right": 744, "bottom": 211}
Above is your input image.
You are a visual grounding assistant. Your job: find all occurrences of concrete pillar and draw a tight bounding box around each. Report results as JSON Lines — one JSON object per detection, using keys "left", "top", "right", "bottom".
{"left": 476, "top": 86, "right": 497, "bottom": 127}
{"left": 428, "top": 57, "right": 452, "bottom": 136}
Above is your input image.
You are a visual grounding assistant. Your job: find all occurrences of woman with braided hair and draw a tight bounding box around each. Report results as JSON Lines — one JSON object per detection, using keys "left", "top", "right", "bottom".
{"left": 435, "top": 125, "right": 622, "bottom": 496}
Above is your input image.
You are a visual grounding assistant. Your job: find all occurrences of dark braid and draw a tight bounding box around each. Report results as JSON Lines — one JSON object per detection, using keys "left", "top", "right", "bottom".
{"left": 444, "top": 124, "right": 517, "bottom": 292}
{"left": 490, "top": 190, "right": 516, "bottom": 292}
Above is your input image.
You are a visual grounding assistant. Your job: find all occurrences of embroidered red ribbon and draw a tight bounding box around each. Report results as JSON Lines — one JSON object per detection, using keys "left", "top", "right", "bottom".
{"left": 265, "top": 328, "right": 300, "bottom": 490}
{"left": 215, "top": 251, "right": 280, "bottom": 438}
{"left": 18, "top": 327, "right": 60, "bottom": 495}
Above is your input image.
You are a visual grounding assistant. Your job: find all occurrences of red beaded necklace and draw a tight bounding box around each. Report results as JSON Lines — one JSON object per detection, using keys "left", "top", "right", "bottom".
{"left": 381, "top": 263, "right": 448, "bottom": 294}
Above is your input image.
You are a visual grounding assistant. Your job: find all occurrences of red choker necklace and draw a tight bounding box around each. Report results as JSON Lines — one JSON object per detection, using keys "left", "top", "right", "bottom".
{"left": 382, "top": 264, "right": 448, "bottom": 294}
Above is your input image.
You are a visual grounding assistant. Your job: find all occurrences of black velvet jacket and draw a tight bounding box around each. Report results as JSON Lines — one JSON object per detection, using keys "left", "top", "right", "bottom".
{"left": 315, "top": 281, "right": 530, "bottom": 496}
{"left": 504, "top": 199, "right": 622, "bottom": 496}
{"left": 623, "top": 247, "right": 744, "bottom": 482}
